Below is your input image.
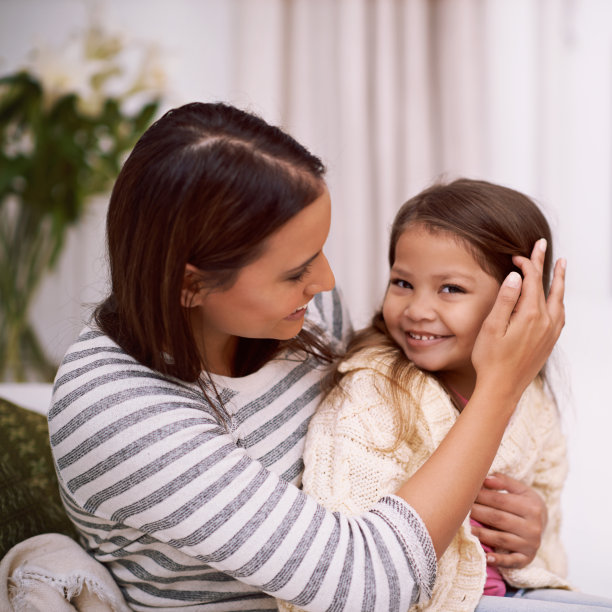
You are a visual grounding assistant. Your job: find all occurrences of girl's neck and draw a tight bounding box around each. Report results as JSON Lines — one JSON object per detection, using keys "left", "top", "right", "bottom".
{"left": 445, "top": 383, "right": 469, "bottom": 409}
{"left": 437, "top": 371, "right": 476, "bottom": 411}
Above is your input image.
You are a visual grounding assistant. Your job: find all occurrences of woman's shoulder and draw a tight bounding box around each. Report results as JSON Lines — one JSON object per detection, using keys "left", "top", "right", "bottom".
{"left": 50, "top": 324, "right": 203, "bottom": 425}
{"left": 306, "top": 287, "right": 353, "bottom": 347}
{"left": 56, "top": 323, "right": 147, "bottom": 381}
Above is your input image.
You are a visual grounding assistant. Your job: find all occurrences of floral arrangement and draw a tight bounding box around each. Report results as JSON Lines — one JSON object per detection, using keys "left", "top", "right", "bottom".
{"left": 0, "top": 24, "right": 163, "bottom": 381}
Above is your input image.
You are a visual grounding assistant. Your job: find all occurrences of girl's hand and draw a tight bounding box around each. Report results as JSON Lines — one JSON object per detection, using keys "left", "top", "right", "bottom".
{"left": 470, "top": 473, "right": 547, "bottom": 569}
{"left": 472, "top": 239, "right": 566, "bottom": 404}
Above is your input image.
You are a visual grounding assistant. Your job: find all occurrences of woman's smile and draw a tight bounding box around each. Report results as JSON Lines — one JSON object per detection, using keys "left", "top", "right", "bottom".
{"left": 285, "top": 301, "right": 311, "bottom": 320}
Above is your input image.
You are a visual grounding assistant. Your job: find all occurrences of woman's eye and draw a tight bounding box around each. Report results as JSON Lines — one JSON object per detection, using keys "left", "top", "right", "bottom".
{"left": 287, "top": 264, "right": 312, "bottom": 282}
{"left": 441, "top": 284, "right": 464, "bottom": 294}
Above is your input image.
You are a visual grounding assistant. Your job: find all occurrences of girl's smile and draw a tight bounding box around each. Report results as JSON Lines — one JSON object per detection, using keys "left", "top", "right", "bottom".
{"left": 404, "top": 331, "right": 451, "bottom": 348}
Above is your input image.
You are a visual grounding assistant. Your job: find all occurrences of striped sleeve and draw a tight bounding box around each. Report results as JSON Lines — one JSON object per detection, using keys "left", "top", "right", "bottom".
{"left": 49, "top": 329, "right": 435, "bottom": 610}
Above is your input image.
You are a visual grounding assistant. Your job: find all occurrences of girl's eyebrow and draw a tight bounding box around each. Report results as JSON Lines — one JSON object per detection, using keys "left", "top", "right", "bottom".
{"left": 390, "top": 264, "right": 476, "bottom": 282}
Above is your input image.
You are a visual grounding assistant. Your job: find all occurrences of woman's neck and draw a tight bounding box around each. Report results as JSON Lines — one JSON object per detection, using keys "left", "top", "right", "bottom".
{"left": 188, "top": 309, "right": 238, "bottom": 376}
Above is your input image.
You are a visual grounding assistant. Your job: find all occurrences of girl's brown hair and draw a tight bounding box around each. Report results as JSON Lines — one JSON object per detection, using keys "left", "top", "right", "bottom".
{"left": 333, "top": 178, "right": 554, "bottom": 447}
{"left": 95, "top": 102, "right": 335, "bottom": 386}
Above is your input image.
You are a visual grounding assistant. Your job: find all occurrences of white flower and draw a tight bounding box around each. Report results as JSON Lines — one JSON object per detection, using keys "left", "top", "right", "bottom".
{"left": 24, "top": 23, "right": 164, "bottom": 116}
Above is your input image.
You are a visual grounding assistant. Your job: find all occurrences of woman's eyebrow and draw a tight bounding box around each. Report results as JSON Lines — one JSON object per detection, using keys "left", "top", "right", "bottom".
{"left": 285, "top": 252, "right": 320, "bottom": 274}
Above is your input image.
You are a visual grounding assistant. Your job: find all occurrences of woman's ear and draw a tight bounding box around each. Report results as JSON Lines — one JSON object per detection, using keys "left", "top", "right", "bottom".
{"left": 181, "top": 264, "right": 204, "bottom": 308}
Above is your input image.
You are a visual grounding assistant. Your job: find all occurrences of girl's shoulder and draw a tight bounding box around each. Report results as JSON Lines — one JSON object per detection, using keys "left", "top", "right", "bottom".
{"left": 513, "top": 376, "right": 559, "bottom": 427}
{"left": 336, "top": 345, "right": 432, "bottom": 388}
{"left": 325, "top": 346, "right": 447, "bottom": 415}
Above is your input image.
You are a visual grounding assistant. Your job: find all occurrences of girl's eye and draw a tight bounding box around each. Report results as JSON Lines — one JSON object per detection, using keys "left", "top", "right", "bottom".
{"left": 441, "top": 284, "right": 465, "bottom": 294}
{"left": 391, "top": 278, "right": 412, "bottom": 290}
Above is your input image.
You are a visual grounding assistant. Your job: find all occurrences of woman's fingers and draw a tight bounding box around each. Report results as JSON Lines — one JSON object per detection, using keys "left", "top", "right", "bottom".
{"left": 472, "top": 239, "right": 566, "bottom": 402}
{"left": 547, "top": 257, "right": 567, "bottom": 329}
{"left": 471, "top": 473, "right": 547, "bottom": 569}
{"left": 476, "top": 271, "right": 522, "bottom": 338}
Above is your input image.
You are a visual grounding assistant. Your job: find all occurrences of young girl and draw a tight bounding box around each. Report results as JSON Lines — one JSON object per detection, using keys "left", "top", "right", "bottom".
{"left": 280, "top": 179, "right": 611, "bottom": 611}
{"left": 49, "top": 104, "right": 565, "bottom": 611}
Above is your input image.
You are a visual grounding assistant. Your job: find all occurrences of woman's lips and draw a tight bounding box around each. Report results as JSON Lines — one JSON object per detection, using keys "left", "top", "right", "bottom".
{"left": 285, "top": 303, "right": 309, "bottom": 321}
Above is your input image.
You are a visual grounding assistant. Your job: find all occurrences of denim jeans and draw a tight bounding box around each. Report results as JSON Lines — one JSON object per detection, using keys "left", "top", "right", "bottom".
{"left": 475, "top": 588, "right": 612, "bottom": 611}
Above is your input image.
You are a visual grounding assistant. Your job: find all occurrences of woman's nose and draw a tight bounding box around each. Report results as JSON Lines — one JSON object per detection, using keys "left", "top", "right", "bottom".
{"left": 305, "top": 253, "right": 335, "bottom": 296}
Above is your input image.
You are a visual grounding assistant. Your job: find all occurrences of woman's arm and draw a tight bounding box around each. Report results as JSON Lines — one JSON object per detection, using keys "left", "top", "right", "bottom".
{"left": 392, "top": 240, "right": 566, "bottom": 558}
{"left": 50, "top": 310, "right": 434, "bottom": 611}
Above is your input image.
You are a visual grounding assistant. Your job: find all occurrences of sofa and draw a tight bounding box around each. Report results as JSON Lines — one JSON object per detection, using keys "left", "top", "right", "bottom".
{"left": 0, "top": 387, "right": 129, "bottom": 610}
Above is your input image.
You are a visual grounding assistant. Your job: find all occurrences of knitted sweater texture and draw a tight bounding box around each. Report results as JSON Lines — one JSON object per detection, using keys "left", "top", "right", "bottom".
{"left": 48, "top": 291, "right": 436, "bottom": 611}
{"left": 285, "top": 348, "right": 569, "bottom": 612}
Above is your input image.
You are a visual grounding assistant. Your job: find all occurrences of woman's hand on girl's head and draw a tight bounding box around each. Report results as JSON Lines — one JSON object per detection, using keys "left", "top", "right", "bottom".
{"left": 472, "top": 238, "right": 566, "bottom": 403}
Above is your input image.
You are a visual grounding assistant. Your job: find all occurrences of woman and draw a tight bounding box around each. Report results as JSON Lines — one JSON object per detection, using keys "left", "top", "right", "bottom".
{"left": 49, "top": 102, "right": 565, "bottom": 610}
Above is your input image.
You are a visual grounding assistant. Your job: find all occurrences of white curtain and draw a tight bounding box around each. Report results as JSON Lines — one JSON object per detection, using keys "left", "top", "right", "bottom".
{"left": 5, "top": 0, "right": 611, "bottom": 595}
{"left": 225, "top": 0, "right": 611, "bottom": 319}
{"left": 226, "top": 0, "right": 497, "bottom": 325}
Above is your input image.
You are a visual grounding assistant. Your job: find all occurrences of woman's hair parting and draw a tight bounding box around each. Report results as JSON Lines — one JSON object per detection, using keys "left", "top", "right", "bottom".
{"left": 95, "top": 102, "right": 332, "bottom": 384}
{"left": 335, "top": 178, "right": 555, "bottom": 446}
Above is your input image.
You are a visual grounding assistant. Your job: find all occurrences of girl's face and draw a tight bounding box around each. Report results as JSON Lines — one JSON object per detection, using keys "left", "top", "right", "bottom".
{"left": 382, "top": 223, "right": 500, "bottom": 398}
{"left": 187, "top": 187, "right": 335, "bottom": 375}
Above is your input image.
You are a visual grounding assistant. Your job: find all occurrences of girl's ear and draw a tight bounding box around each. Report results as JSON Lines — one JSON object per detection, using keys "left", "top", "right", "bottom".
{"left": 181, "top": 264, "right": 205, "bottom": 308}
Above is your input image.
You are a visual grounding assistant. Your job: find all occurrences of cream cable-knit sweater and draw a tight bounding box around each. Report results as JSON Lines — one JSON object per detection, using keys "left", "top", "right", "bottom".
{"left": 278, "top": 348, "right": 570, "bottom": 612}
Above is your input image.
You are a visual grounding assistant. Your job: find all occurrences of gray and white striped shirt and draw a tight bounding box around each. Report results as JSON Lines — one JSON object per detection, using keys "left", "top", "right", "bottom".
{"left": 49, "top": 289, "right": 436, "bottom": 610}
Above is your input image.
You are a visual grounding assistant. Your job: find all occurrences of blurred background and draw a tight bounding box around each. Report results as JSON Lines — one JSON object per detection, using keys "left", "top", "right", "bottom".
{"left": 1, "top": 0, "right": 611, "bottom": 599}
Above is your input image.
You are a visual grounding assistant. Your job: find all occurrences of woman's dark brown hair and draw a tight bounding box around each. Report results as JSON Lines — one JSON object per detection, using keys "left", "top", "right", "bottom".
{"left": 95, "top": 102, "right": 334, "bottom": 384}
{"left": 334, "top": 178, "right": 555, "bottom": 447}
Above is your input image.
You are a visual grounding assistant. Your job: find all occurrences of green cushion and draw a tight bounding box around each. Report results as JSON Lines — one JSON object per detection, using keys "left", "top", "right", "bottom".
{"left": 0, "top": 396, "right": 78, "bottom": 558}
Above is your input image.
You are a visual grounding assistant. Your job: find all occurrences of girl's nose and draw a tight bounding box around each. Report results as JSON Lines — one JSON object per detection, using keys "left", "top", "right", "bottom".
{"left": 404, "top": 293, "right": 435, "bottom": 321}
{"left": 305, "top": 253, "right": 335, "bottom": 296}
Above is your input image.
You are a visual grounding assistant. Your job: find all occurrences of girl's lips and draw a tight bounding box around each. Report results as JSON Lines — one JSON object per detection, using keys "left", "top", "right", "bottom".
{"left": 405, "top": 331, "right": 449, "bottom": 347}
{"left": 408, "top": 331, "right": 443, "bottom": 340}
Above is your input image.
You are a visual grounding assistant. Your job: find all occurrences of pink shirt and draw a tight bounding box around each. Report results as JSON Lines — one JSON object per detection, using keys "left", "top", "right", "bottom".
{"left": 470, "top": 518, "right": 507, "bottom": 596}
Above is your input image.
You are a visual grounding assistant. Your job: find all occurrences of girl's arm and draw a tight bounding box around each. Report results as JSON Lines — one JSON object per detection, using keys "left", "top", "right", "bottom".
{"left": 392, "top": 240, "right": 566, "bottom": 558}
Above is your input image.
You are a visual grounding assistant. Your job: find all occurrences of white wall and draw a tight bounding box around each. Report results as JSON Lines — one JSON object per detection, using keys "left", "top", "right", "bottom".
{"left": 1, "top": 0, "right": 611, "bottom": 599}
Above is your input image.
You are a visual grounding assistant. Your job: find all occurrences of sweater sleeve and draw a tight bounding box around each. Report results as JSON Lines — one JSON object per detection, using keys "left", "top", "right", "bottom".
{"left": 50, "top": 337, "right": 435, "bottom": 611}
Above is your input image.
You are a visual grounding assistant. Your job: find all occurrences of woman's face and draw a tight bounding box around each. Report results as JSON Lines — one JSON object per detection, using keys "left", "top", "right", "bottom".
{"left": 187, "top": 187, "right": 335, "bottom": 374}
